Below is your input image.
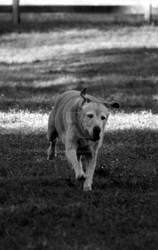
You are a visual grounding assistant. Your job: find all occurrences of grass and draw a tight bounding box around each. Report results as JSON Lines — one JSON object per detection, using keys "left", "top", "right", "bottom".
{"left": 0, "top": 129, "right": 158, "bottom": 250}
{"left": 0, "top": 26, "right": 158, "bottom": 112}
{"left": 0, "top": 110, "right": 158, "bottom": 134}
{"left": 0, "top": 21, "right": 158, "bottom": 249}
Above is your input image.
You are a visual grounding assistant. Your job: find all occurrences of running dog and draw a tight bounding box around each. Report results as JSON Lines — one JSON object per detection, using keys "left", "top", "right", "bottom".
{"left": 47, "top": 88, "right": 119, "bottom": 191}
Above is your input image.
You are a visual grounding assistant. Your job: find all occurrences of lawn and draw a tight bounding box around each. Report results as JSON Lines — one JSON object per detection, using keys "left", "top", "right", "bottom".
{"left": 0, "top": 22, "right": 158, "bottom": 250}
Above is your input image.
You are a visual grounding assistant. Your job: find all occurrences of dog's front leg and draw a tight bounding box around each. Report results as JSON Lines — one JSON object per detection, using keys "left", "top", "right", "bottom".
{"left": 83, "top": 153, "right": 97, "bottom": 191}
{"left": 65, "top": 143, "right": 85, "bottom": 180}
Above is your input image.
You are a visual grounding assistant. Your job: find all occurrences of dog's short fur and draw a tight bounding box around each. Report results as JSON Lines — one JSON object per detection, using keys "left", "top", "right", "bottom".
{"left": 47, "top": 89, "right": 119, "bottom": 191}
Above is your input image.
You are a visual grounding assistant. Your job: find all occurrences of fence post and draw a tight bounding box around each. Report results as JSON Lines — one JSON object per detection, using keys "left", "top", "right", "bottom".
{"left": 144, "top": 0, "right": 152, "bottom": 23}
{"left": 12, "top": 0, "right": 20, "bottom": 25}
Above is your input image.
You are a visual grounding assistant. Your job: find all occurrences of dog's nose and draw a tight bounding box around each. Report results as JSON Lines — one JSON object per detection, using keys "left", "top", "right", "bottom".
{"left": 93, "top": 126, "right": 101, "bottom": 140}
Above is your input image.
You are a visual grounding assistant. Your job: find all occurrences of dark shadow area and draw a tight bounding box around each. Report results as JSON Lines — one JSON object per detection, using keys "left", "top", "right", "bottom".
{"left": 0, "top": 12, "right": 149, "bottom": 34}
{"left": 0, "top": 128, "right": 158, "bottom": 249}
{"left": 0, "top": 128, "right": 157, "bottom": 190}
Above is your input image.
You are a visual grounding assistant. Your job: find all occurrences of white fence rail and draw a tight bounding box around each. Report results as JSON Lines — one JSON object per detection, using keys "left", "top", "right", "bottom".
{"left": 0, "top": 0, "right": 158, "bottom": 25}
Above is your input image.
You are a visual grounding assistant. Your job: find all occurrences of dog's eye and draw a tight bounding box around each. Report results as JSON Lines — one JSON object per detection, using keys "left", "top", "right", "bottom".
{"left": 101, "top": 116, "right": 106, "bottom": 120}
{"left": 87, "top": 114, "right": 94, "bottom": 119}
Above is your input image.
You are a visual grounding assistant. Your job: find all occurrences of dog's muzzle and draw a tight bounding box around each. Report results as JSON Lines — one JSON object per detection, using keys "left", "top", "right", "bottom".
{"left": 92, "top": 126, "right": 101, "bottom": 141}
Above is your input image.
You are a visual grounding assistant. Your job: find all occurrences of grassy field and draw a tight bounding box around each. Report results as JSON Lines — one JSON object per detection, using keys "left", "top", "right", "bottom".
{"left": 0, "top": 22, "right": 158, "bottom": 250}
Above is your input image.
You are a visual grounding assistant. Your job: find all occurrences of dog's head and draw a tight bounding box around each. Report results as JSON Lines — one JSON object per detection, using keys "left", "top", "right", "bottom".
{"left": 79, "top": 88, "right": 120, "bottom": 141}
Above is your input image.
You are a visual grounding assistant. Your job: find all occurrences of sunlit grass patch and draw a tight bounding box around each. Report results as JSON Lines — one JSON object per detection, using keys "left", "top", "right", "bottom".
{"left": 0, "top": 110, "right": 48, "bottom": 134}
{"left": 0, "top": 110, "right": 157, "bottom": 135}
{"left": 107, "top": 111, "right": 158, "bottom": 131}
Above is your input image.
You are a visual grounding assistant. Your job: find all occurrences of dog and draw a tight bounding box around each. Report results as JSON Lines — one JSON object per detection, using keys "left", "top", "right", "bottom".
{"left": 47, "top": 88, "right": 119, "bottom": 191}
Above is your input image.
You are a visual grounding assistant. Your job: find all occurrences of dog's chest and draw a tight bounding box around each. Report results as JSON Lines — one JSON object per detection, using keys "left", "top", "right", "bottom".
{"left": 76, "top": 139, "right": 92, "bottom": 160}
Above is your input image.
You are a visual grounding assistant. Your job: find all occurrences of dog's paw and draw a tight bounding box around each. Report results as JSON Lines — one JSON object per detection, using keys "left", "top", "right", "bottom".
{"left": 47, "top": 154, "right": 56, "bottom": 161}
{"left": 77, "top": 175, "right": 86, "bottom": 182}
{"left": 83, "top": 185, "right": 92, "bottom": 192}
{"left": 76, "top": 171, "right": 86, "bottom": 181}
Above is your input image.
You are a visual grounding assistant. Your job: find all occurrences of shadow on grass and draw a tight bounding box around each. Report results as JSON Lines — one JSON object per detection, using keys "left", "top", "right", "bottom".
{"left": 0, "top": 128, "right": 157, "bottom": 191}
{"left": 0, "top": 13, "right": 147, "bottom": 34}
{"left": 0, "top": 128, "right": 158, "bottom": 249}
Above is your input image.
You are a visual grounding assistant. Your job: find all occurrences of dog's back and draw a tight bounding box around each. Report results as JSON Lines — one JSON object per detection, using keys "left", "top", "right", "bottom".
{"left": 53, "top": 91, "right": 81, "bottom": 134}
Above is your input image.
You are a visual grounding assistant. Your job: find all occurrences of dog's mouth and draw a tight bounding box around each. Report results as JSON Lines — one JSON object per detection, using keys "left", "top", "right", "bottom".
{"left": 92, "top": 135, "right": 100, "bottom": 141}
{"left": 92, "top": 126, "right": 101, "bottom": 141}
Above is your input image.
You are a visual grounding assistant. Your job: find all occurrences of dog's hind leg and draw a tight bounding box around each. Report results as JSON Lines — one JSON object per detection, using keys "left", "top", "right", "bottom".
{"left": 83, "top": 153, "right": 97, "bottom": 191}
{"left": 76, "top": 150, "right": 86, "bottom": 181}
{"left": 47, "top": 135, "right": 58, "bottom": 160}
{"left": 77, "top": 157, "right": 86, "bottom": 181}
{"left": 47, "top": 110, "right": 58, "bottom": 160}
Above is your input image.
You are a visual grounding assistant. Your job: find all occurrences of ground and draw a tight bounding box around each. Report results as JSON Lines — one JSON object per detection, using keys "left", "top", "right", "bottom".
{"left": 0, "top": 17, "right": 158, "bottom": 250}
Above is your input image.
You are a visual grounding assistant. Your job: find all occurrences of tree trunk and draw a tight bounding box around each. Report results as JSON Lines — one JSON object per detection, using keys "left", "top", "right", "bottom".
{"left": 12, "top": 0, "right": 20, "bottom": 26}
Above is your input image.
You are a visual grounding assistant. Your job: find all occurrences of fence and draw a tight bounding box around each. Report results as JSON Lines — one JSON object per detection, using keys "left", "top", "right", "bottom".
{"left": 0, "top": 0, "right": 158, "bottom": 25}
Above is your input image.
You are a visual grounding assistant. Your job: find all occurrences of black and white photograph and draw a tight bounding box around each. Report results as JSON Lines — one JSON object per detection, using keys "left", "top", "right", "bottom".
{"left": 0, "top": 0, "right": 158, "bottom": 249}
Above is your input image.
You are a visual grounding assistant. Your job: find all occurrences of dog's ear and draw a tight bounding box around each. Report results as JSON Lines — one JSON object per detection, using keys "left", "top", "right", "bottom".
{"left": 80, "top": 88, "right": 90, "bottom": 104}
{"left": 104, "top": 102, "right": 120, "bottom": 109}
{"left": 80, "top": 88, "right": 87, "bottom": 98}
